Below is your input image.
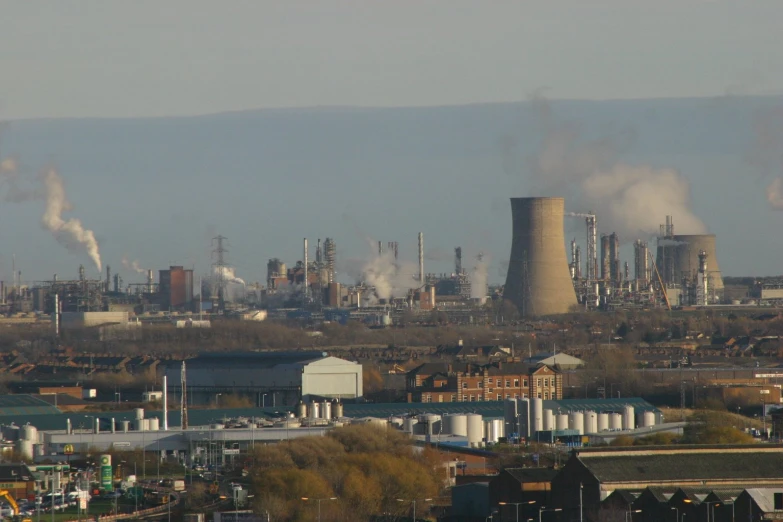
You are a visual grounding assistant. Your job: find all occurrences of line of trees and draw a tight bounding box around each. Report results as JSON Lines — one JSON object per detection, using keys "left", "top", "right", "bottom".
{"left": 249, "top": 424, "right": 443, "bottom": 522}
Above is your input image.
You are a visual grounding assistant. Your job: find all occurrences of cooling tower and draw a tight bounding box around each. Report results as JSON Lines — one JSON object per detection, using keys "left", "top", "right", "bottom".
{"left": 657, "top": 234, "right": 724, "bottom": 291}
{"left": 504, "top": 197, "right": 578, "bottom": 316}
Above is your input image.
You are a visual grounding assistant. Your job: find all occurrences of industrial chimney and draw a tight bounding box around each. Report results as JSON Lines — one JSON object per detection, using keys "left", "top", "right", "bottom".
{"left": 504, "top": 197, "right": 577, "bottom": 316}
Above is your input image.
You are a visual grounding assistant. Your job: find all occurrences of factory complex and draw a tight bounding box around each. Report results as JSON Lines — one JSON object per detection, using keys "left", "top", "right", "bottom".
{"left": 0, "top": 396, "right": 664, "bottom": 464}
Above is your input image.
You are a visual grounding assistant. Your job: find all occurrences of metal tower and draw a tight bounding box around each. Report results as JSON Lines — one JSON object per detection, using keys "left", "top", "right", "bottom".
{"left": 211, "top": 235, "right": 229, "bottom": 311}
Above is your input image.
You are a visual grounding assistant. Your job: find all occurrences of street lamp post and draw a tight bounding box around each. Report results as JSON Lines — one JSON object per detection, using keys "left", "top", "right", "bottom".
{"left": 499, "top": 500, "right": 536, "bottom": 522}
{"left": 539, "top": 506, "right": 563, "bottom": 522}
{"left": 215, "top": 393, "right": 222, "bottom": 407}
{"left": 704, "top": 501, "right": 720, "bottom": 522}
{"left": 397, "top": 498, "right": 431, "bottom": 522}
{"left": 671, "top": 506, "right": 678, "bottom": 522}
{"left": 625, "top": 509, "right": 641, "bottom": 522}
{"left": 302, "top": 497, "right": 337, "bottom": 522}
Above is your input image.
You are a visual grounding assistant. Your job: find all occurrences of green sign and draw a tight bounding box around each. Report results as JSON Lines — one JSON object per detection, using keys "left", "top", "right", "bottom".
{"left": 100, "top": 454, "right": 112, "bottom": 491}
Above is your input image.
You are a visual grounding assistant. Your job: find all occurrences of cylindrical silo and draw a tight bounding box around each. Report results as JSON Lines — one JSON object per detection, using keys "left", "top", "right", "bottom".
{"left": 134, "top": 419, "right": 145, "bottom": 432}
{"left": 610, "top": 413, "right": 623, "bottom": 430}
{"left": 321, "top": 401, "right": 332, "bottom": 420}
{"left": 531, "top": 398, "right": 543, "bottom": 433}
{"left": 403, "top": 417, "right": 418, "bottom": 434}
{"left": 543, "top": 409, "right": 555, "bottom": 431}
{"left": 418, "top": 414, "right": 442, "bottom": 435}
{"left": 569, "top": 412, "right": 585, "bottom": 435}
{"left": 466, "top": 414, "right": 483, "bottom": 447}
{"left": 556, "top": 414, "right": 569, "bottom": 431}
{"left": 309, "top": 403, "right": 320, "bottom": 419}
{"left": 121, "top": 420, "right": 130, "bottom": 433}
{"left": 297, "top": 402, "right": 307, "bottom": 419}
{"left": 642, "top": 411, "right": 656, "bottom": 428}
{"left": 450, "top": 414, "right": 468, "bottom": 436}
{"left": 585, "top": 411, "right": 598, "bottom": 434}
{"left": 135, "top": 408, "right": 145, "bottom": 420}
{"left": 21, "top": 425, "right": 38, "bottom": 442}
{"left": 597, "top": 413, "right": 609, "bottom": 432}
{"left": 623, "top": 406, "right": 635, "bottom": 430}
{"left": 15, "top": 440, "right": 33, "bottom": 460}
{"left": 148, "top": 418, "right": 160, "bottom": 431}
{"left": 503, "top": 197, "right": 578, "bottom": 316}
{"left": 657, "top": 234, "right": 724, "bottom": 292}
{"left": 142, "top": 419, "right": 151, "bottom": 431}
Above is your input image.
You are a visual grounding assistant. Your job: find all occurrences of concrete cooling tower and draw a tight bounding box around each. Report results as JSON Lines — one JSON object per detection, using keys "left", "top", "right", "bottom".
{"left": 657, "top": 234, "right": 724, "bottom": 292}
{"left": 504, "top": 197, "right": 577, "bottom": 316}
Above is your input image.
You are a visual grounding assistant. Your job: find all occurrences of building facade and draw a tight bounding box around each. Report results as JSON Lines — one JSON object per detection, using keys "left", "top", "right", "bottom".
{"left": 406, "top": 362, "right": 562, "bottom": 403}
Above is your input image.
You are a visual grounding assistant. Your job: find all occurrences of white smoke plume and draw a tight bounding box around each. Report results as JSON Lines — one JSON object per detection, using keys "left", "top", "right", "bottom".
{"left": 121, "top": 256, "right": 147, "bottom": 275}
{"left": 341, "top": 243, "right": 419, "bottom": 301}
{"left": 209, "top": 266, "right": 246, "bottom": 303}
{"left": 746, "top": 106, "right": 783, "bottom": 211}
{"left": 767, "top": 177, "right": 783, "bottom": 211}
{"left": 0, "top": 158, "right": 102, "bottom": 270}
{"left": 213, "top": 265, "right": 245, "bottom": 285}
{"left": 470, "top": 253, "right": 489, "bottom": 299}
{"left": 518, "top": 97, "right": 706, "bottom": 238}
{"left": 40, "top": 168, "right": 102, "bottom": 271}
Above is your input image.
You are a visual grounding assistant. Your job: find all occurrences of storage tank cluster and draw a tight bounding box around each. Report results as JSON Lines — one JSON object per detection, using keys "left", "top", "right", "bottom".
{"left": 296, "top": 400, "right": 345, "bottom": 420}
{"left": 395, "top": 412, "right": 503, "bottom": 448}
{"left": 504, "top": 399, "right": 660, "bottom": 438}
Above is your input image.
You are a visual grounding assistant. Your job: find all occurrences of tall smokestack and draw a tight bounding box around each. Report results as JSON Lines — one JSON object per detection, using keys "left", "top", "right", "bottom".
{"left": 418, "top": 232, "right": 424, "bottom": 285}
{"left": 53, "top": 294, "right": 60, "bottom": 338}
{"left": 504, "top": 197, "right": 577, "bottom": 316}
{"left": 303, "top": 238, "right": 308, "bottom": 299}
{"left": 181, "top": 361, "right": 188, "bottom": 430}
{"left": 147, "top": 269, "right": 153, "bottom": 293}
{"left": 106, "top": 265, "right": 111, "bottom": 292}
{"left": 163, "top": 375, "right": 168, "bottom": 431}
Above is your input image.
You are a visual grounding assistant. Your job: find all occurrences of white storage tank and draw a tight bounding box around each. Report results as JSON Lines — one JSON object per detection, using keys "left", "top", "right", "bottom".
{"left": 610, "top": 413, "right": 623, "bottom": 430}
{"left": 418, "top": 414, "right": 442, "bottom": 435}
{"left": 555, "top": 414, "right": 569, "bottom": 431}
{"left": 21, "top": 424, "right": 38, "bottom": 442}
{"left": 121, "top": 420, "right": 130, "bottom": 433}
{"left": 15, "top": 440, "right": 33, "bottom": 460}
{"left": 389, "top": 417, "right": 404, "bottom": 429}
{"left": 642, "top": 411, "right": 656, "bottom": 428}
{"left": 466, "top": 414, "right": 483, "bottom": 447}
{"left": 148, "top": 418, "right": 160, "bottom": 431}
{"left": 135, "top": 408, "right": 145, "bottom": 420}
{"left": 142, "top": 419, "right": 151, "bottom": 431}
{"left": 623, "top": 405, "right": 635, "bottom": 430}
{"left": 134, "top": 419, "right": 145, "bottom": 432}
{"left": 309, "top": 403, "right": 320, "bottom": 419}
{"left": 585, "top": 412, "right": 598, "bottom": 434}
{"left": 296, "top": 402, "right": 307, "bottom": 419}
{"left": 444, "top": 414, "right": 468, "bottom": 437}
{"left": 597, "top": 413, "right": 609, "bottom": 432}
{"left": 334, "top": 402, "right": 344, "bottom": 418}
{"left": 321, "top": 401, "right": 332, "bottom": 420}
{"left": 543, "top": 409, "right": 555, "bottom": 431}
{"left": 485, "top": 419, "right": 504, "bottom": 443}
{"left": 569, "top": 412, "right": 585, "bottom": 435}
{"left": 403, "top": 417, "right": 418, "bottom": 434}
{"left": 531, "top": 398, "right": 544, "bottom": 433}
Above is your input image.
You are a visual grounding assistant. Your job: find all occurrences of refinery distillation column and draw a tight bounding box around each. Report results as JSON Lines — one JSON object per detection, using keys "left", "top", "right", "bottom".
{"left": 504, "top": 197, "right": 577, "bottom": 316}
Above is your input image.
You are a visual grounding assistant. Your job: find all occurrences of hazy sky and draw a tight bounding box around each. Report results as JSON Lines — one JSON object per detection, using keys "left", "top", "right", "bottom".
{"left": 2, "top": 1, "right": 783, "bottom": 119}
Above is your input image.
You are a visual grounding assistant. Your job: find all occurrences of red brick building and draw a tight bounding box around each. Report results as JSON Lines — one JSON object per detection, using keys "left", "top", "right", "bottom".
{"left": 406, "top": 362, "right": 563, "bottom": 403}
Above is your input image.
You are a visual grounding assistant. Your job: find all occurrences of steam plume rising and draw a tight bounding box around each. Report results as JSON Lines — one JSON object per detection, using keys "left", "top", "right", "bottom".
{"left": 122, "top": 256, "right": 146, "bottom": 275}
{"left": 517, "top": 97, "right": 706, "bottom": 237}
{"left": 40, "top": 168, "right": 102, "bottom": 271}
{"left": 470, "top": 253, "right": 489, "bottom": 299}
{"left": 0, "top": 158, "right": 102, "bottom": 270}
{"left": 342, "top": 241, "right": 418, "bottom": 302}
{"left": 767, "top": 178, "right": 783, "bottom": 211}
